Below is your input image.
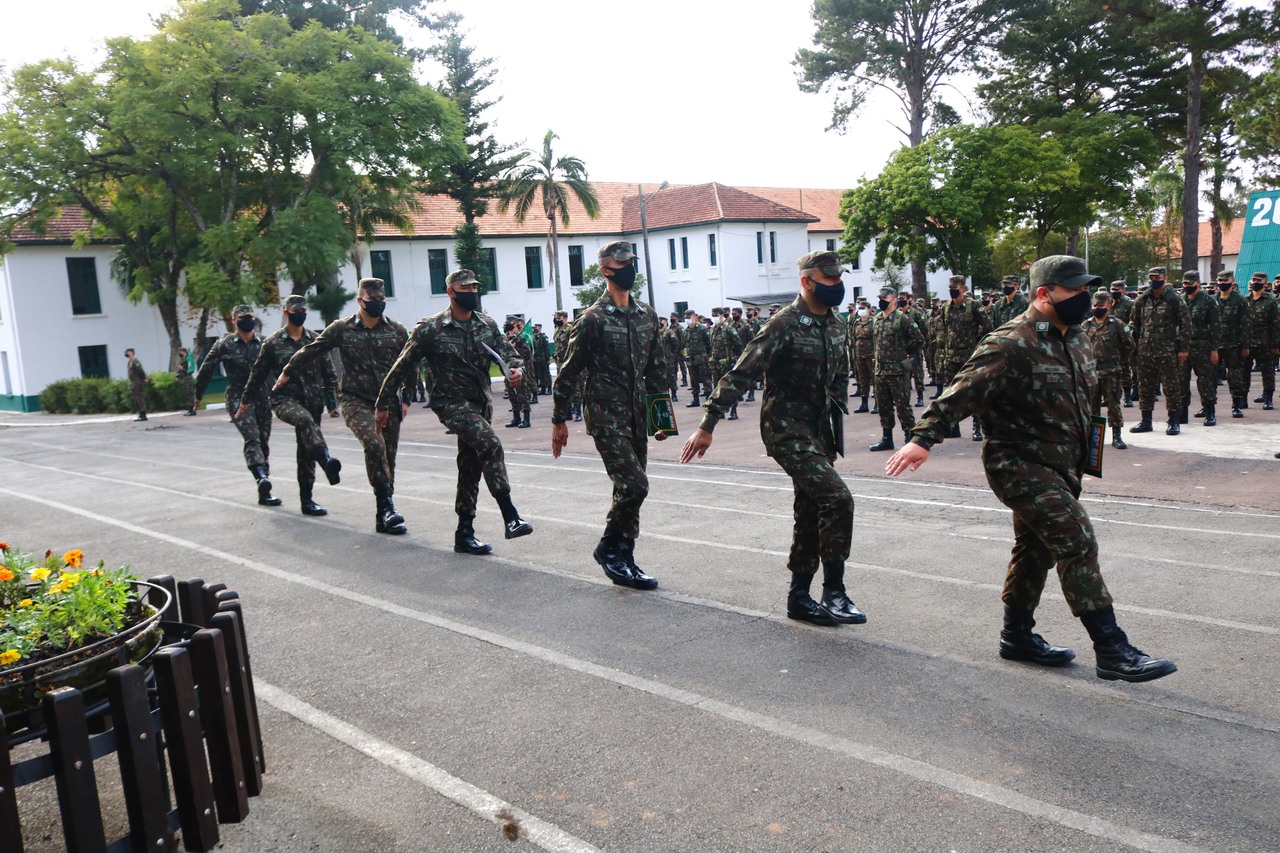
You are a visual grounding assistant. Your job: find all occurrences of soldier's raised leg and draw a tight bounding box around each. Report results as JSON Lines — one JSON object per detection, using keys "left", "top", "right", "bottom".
{"left": 446, "top": 406, "right": 532, "bottom": 554}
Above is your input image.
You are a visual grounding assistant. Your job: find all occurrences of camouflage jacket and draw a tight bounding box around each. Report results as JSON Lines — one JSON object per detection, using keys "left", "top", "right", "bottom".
{"left": 912, "top": 305, "right": 1096, "bottom": 495}
{"left": 532, "top": 331, "right": 551, "bottom": 361}
{"left": 508, "top": 332, "right": 533, "bottom": 364}
{"left": 701, "top": 296, "right": 848, "bottom": 459}
{"left": 685, "top": 323, "right": 711, "bottom": 358}
{"left": 1083, "top": 315, "right": 1135, "bottom": 371}
{"left": 1216, "top": 291, "right": 1251, "bottom": 349}
{"left": 1110, "top": 294, "right": 1135, "bottom": 324}
{"left": 1183, "top": 292, "right": 1222, "bottom": 350}
{"left": 872, "top": 309, "right": 925, "bottom": 375}
{"left": 243, "top": 326, "right": 338, "bottom": 412}
{"left": 1245, "top": 292, "right": 1279, "bottom": 350}
{"left": 127, "top": 357, "right": 146, "bottom": 385}
{"left": 552, "top": 289, "right": 667, "bottom": 438}
{"left": 282, "top": 313, "right": 411, "bottom": 406}
{"left": 940, "top": 297, "right": 994, "bottom": 363}
{"left": 195, "top": 332, "right": 261, "bottom": 404}
{"left": 659, "top": 327, "right": 680, "bottom": 366}
{"left": 851, "top": 313, "right": 875, "bottom": 361}
{"left": 670, "top": 323, "right": 686, "bottom": 355}
{"left": 729, "top": 320, "right": 750, "bottom": 358}
{"left": 1131, "top": 288, "right": 1192, "bottom": 347}
{"left": 553, "top": 321, "right": 573, "bottom": 366}
{"left": 710, "top": 321, "right": 738, "bottom": 362}
{"left": 376, "top": 309, "right": 521, "bottom": 413}
{"left": 989, "top": 291, "right": 1029, "bottom": 329}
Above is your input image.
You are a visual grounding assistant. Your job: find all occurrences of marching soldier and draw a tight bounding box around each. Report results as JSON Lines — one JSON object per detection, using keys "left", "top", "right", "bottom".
{"left": 1179, "top": 271, "right": 1222, "bottom": 426}
{"left": 868, "top": 287, "right": 924, "bottom": 451}
{"left": 1083, "top": 289, "right": 1134, "bottom": 447}
{"left": 669, "top": 312, "right": 689, "bottom": 388}
{"left": 532, "top": 322, "right": 552, "bottom": 396}
{"left": 1216, "top": 271, "right": 1251, "bottom": 418}
{"left": 503, "top": 319, "right": 533, "bottom": 428}
{"left": 851, "top": 301, "right": 875, "bottom": 413}
{"left": 659, "top": 317, "right": 681, "bottom": 401}
{"left": 552, "top": 310, "right": 582, "bottom": 422}
{"left": 1130, "top": 267, "right": 1192, "bottom": 434}
{"left": 710, "top": 308, "right": 739, "bottom": 420}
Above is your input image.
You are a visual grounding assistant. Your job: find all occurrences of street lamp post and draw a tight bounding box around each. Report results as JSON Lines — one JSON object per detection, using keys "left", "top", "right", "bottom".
{"left": 638, "top": 181, "right": 669, "bottom": 308}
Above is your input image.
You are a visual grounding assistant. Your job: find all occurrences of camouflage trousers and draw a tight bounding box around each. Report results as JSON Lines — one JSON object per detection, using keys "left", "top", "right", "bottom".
{"left": 176, "top": 372, "right": 196, "bottom": 408}
{"left": 713, "top": 358, "right": 732, "bottom": 386}
{"left": 1136, "top": 340, "right": 1185, "bottom": 416}
{"left": 506, "top": 374, "right": 531, "bottom": 414}
{"left": 989, "top": 468, "right": 1113, "bottom": 617}
{"left": 688, "top": 355, "right": 712, "bottom": 397}
{"left": 227, "top": 393, "right": 271, "bottom": 471}
{"left": 666, "top": 363, "right": 679, "bottom": 396}
{"left": 1179, "top": 345, "right": 1218, "bottom": 410}
{"left": 342, "top": 396, "right": 399, "bottom": 490}
{"left": 1121, "top": 352, "right": 1137, "bottom": 394}
{"left": 538, "top": 359, "right": 553, "bottom": 392}
{"left": 1221, "top": 346, "right": 1248, "bottom": 401}
{"left": 874, "top": 372, "right": 915, "bottom": 434}
{"left": 675, "top": 350, "right": 688, "bottom": 384}
{"left": 771, "top": 444, "right": 853, "bottom": 575}
{"left": 1091, "top": 369, "right": 1125, "bottom": 431}
{"left": 130, "top": 381, "right": 147, "bottom": 414}
{"left": 272, "top": 398, "right": 328, "bottom": 489}
{"left": 1242, "top": 350, "right": 1276, "bottom": 398}
{"left": 854, "top": 356, "right": 873, "bottom": 399}
{"left": 592, "top": 432, "right": 649, "bottom": 539}
{"left": 910, "top": 354, "right": 926, "bottom": 396}
{"left": 434, "top": 399, "right": 512, "bottom": 517}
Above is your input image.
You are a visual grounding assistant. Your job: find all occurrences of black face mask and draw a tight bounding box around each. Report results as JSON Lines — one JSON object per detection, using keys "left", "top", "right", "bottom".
{"left": 606, "top": 264, "right": 637, "bottom": 288}
{"left": 1184, "top": 285, "right": 1198, "bottom": 296}
{"left": 453, "top": 291, "right": 479, "bottom": 312}
{"left": 1218, "top": 285, "right": 1233, "bottom": 296}
{"left": 1092, "top": 307, "right": 1108, "bottom": 319}
{"left": 1149, "top": 279, "right": 1165, "bottom": 290}
{"left": 948, "top": 288, "right": 961, "bottom": 300}
{"left": 554, "top": 318, "right": 564, "bottom": 327}
{"left": 1050, "top": 291, "right": 1092, "bottom": 326}
{"left": 812, "top": 279, "right": 845, "bottom": 307}
{"left": 1111, "top": 291, "right": 1124, "bottom": 301}
{"left": 286, "top": 311, "right": 307, "bottom": 327}
{"left": 362, "top": 299, "right": 386, "bottom": 317}
{"left": 878, "top": 299, "right": 891, "bottom": 312}
{"left": 1251, "top": 281, "right": 1265, "bottom": 291}
{"left": 1002, "top": 285, "right": 1016, "bottom": 295}
{"left": 235, "top": 316, "right": 256, "bottom": 333}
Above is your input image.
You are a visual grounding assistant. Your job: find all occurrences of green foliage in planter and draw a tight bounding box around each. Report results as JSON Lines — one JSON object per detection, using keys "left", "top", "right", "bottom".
{"left": 37, "top": 374, "right": 190, "bottom": 414}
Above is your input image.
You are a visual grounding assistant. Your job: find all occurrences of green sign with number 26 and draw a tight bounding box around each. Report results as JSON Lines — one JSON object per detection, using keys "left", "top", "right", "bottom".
{"left": 1237, "top": 190, "right": 1280, "bottom": 285}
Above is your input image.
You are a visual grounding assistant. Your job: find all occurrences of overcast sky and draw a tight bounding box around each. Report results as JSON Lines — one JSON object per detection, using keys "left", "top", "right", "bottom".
{"left": 0, "top": 0, "right": 938, "bottom": 191}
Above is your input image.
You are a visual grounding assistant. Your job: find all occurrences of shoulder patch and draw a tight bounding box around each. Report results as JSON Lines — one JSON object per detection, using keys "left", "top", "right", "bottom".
{"left": 800, "top": 315, "right": 813, "bottom": 326}
{"left": 1035, "top": 321, "right": 1051, "bottom": 333}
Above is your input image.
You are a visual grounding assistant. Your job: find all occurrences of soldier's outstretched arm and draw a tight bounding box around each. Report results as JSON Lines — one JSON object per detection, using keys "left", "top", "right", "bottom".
{"left": 277, "top": 320, "right": 342, "bottom": 389}
{"left": 193, "top": 339, "right": 224, "bottom": 402}
{"left": 376, "top": 331, "right": 425, "bottom": 414}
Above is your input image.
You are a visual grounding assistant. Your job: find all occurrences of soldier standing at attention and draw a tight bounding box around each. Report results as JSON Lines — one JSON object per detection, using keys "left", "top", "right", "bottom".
{"left": 1108, "top": 281, "right": 1137, "bottom": 407}
{"left": 532, "top": 323, "right": 552, "bottom": 396}
{"left": 710, "top": 308, "right": 739, "bottom": 420}
{"left": 669, "top": 312, "right": 689, "bottom": 388}
{"left": 990, "top": 275, "right": 1029, "bottom": 329}
{"left": 1216, "top": 271, "right": 1251, "bottom": 418}
{"left": 552, "top": 310, "right": 582, "bottom": 422}
{"left": 274, "top": 278, "right": 413, "bottom": 535}
{"left": 938, "top": 275, "right": 994, "bottom": 440}
{"left": 851, "top": 300, "right": 875, "bottom": 412}
{"left": 1130, "top": 266, "right": 1192, "bottom": 434}
{"left": 377, "top": 269, "right": 533, "bottom": 554}
{"left": 195, "top": 306, "right": 280, "bottom": 506}
{"left": 238, "top": 294, "right": 343, "bottom": 517}
{"left": 176, "top": 347, "right": 197, "bottom": 416}
{"left": 730, "top": 307, "right": 755, "bottom": 402}
{"left": 1179, "top": 271, "right": 1222, "bottom": 426}
{"left": 125, "top": 348, "right": 148, "bottom": 422}
{"left": 900, "top": 291, "right": 930, "bottom": 407}
{"left": 659, "top": 317, "right": 681, "bottom": 402}
{"left": 681, "top": 251, "right": 863, "bottom": 627}
{"left": 504, "top": 319, "right": 533, "bottom": 428}
{"left": 1083, "top": 289, "right": 1134, "bottom": 448}
{"left": 887, "top": 256, "right": 1176, "bottom": 683}
{"left": 1244, "top": 271, "right": 1278, "bottom": 410}
{"left": 552, "top": 241, "right": 667, "bottom": 590}
{"left": 684, "top": 310, "right": 712, "bottom": 407}
{"left": 868, "top": 287, "right": 924, "bottom": 452}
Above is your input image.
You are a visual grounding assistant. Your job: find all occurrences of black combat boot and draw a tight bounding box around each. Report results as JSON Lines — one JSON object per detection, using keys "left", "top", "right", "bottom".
{"left": 519, "top": 409, "right": 531, "bottom": 428}
{"left": 786, "top": 571, "right": 836, "bottom": 626}
{"left": 1239, "top": 394, "right": 1249, "bottom": 409}
{"left": 1080, "top": 606, "right": 1177, "bottom": 682}
{"left": 374, "top": 484, "right": 406, "bottom": 535}
{"left": 1193, "top": 406, "right": 1208, "bottom": 418}
{"left": 746, "top": 388, "right": 755, "bottom": 402}
{"left": 727, "top": 404, "right": 738, "bottom": 420}
{"left": 618, "top": 537, "right": 658, "bottom": 590}
{"left": 1254, "top": 393, "right": 1266, "bottom": 403}
{"left": 497, "top": 494, "right": 533, "bottom": 539}
{"left": 593, "top": 526, "right": 636, "bottom": 587}
{"left": 1265, "top": 394, "right": 1275, "bottom": 411}
{"left": 183, "top": 407, "right": 196, "bottom": 416}
{"left": 1111, "top": 435, "right": 1127, "bottom": 449}
{"left": 671, "top": 389, "right": 678, "bottom": 403}
{"left": 853, "top": 396, "right": 869, "bottom": 414}
{"left": 250, "top": 465, "right": 281, "bottom": 506}
{"left": 1122, "top": 387, "right": 1133, "bottom": 407}
{"left": 310, "top": 447, "right": 342, "bottom": 485}
{"left": 1165, "top": 418, "right": 1180, "bottom": 436}
{"left": 1179, "top": 407, "right": 1189, "bottom": 424}
{"left": 133, "top": 413, "right": 148, "bottom": 422}
{"left": 999, "top": 605, "right": 1075, "bottom": 666}
{"left": 915, "top": 391, "right": 924, "bottom": 407}
{"left": 454, "top": 515, "right": 492, "bottom": 555}
{"left": 504, "top": 411, "right": 521, "bottom": 428}
{"left": 680, "top": 375, "right": 688, "bottom": 387}
{"left": 1203, "top": 406, "right": 1217, "bottom": 426}
{"left": 819, "top": 562, "right": 866, "bottom": 624}
{"left": 1130, "top": 412, "right": 1153, "bottom": 433}
{"left": 685, "top": 393, "right": 701, "bottom": 408}
{"left": 530, "top": 391, "right": 539, "bottom": 405}
{"left": 868, "top": 430, "right": 894, "bottom": 452}
{"left": 573, "top": 405, "right": 582, "bottom": 422}
{"left": 870, "top": 401, "right": 879, "bottom": 415}
{"left": 1232, "top": 396, "right": 1244, "bottom": 418}
{"left": 972, "top": 421, "right": 983, "bottom": 441}
{"left": 929, "top": 387, "right": 943, "bottom": 400}
{"left": 947, "top": 423, "right": 961, "bottom": 438}
{"left": 299, "top": 486, "right": 327, "bottom": 517}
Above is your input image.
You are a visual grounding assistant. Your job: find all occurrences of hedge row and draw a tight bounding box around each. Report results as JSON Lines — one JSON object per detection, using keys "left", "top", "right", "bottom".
{"left": 39, "top": 372, "right": 192, "bottom": 414}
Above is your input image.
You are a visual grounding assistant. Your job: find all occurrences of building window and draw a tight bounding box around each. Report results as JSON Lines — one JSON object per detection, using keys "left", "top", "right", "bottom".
{"left": 66, "top": 258, "right": 102, "bottom": 315}
{"left": 850, "top": 253, "right": 860, "bottom": 270}
{"left": 78, "top": 344, "right": 109, "bottom": 378}
{"left": 768, "top": 231, "right": 777, "bottom": 264}
{"left": 708, "top": 234, "right": 717, "bottom": 267}
{"left": 668, "top": 238, "right": 677, "bottom": 271}
{"left": 756, "top": 232, "right": 764, "bottom": 264}
{"left": 369, "top": 250, "right": 394, "bottom": 297}
{"left": 826, "top": 239, "right": 836, "bottom": 252}
{"left": 525, "top": 247, "right": 543, "bottom": 289}
{"left": 428, "top": 249, "right": 447, "bottom": 295}
{"left": 680, "top": 236, "right": 689, "bottom": 269}
{"left": 568, "top": 245, "right": 584, "bottom": 287}
{"left": 481, "top": 247, "right": 499, "bottom": 291}
{"left": 673, "top": 300, "right": 688, "bottom": 317}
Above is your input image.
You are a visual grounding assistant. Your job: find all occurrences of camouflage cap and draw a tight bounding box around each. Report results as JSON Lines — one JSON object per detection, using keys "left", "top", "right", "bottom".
{"left": 770, "top": 303, "right": 782, "bottom": 311}
{"left": 446, "top": 269, "right": 479, "bottom": 287}
{"left": 1216, "top": 270, "right": 1234, "bottom": 280}
{"left": 1182, "top": 270, "right": 1201, "bottom": 283}
{"left": 1002, "top": 274, "right": 1020, "bottom": 283}
{"left": 948, "top": 275, "right": 966, "bottom": 286}
{"left": 1251, "top": 271, "right": 1268, "bottom": 281}
{"left": 1148, "top": 266, "right": 1167, "bottom": 277}
{"left": 898, "top": 290, "right": 911, "bottom": 298}
{"left": 597, "top": 241, "right": 635, "bottom": 262}
{"left": 684, "top": 309, "right": 696, "bottom": 317}
{"left": 284, "top": 294, "right": 307, "bottom": 311}
{"left": 358, "top": 277, "right": 386, "bottom": 299}
{"left": 232, "top": 303, "right": 255, "bottom": 316}
{"left": 1093, "top": 289, "right": 1111, "bottom": 305}
{"left": 879, "top": 286, "right": 898, "bottom": 298}
{"left": 1110, "top": 280, "right": 1127, "bottom": 288}
{"left": 796, "top": 250, "right": 842, "bottom": 276}
{"left": 1029, "top": 255, "right": 1101, "bottom": 290}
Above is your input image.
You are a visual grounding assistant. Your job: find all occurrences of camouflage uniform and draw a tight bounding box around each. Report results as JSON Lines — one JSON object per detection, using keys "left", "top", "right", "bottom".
{"left": 670, "top": 320, "right": 689, "bottom": 386}
{"left": 1083, "top": 308, "right": 1134, "bottom": 433}
{"left": 532, "top": 328, "right": 552, "bottom": 394}
{"left": 1179, "top": 282, "right": 1221, "bottom": 415}
{"left": 901, "top": 299, "right": 929, "bottom": 400}
{"left": 685, "top": 319, "right": 712, "bottom": 398}
{"left": 127, "top": 355, "right": 147, "bottom": 415}
{"left": 1216, "top": 284, "right": 1251, "bottom": 411}
{"left": 872, "top": 304, "right": 924, "bottom": 439}
{"left": 553, "top": 315, "right": 583, "bottom": 416}
{"left": 851, "top": 311, "right": 875, "bottom": 408}
{"left": 710, "top": 317, "right": 737, "bottom": 383}
{"left": 1131, "top": 278, "right": 1192, "bottom": 423}
{"left": 1243, "top": 283, "right": 1278, "bottom": 405}
{"left": 504, "top": 329, "right": 533, "bottom": 424}
{"left": 660, "top": 325, "right": 681, "bottom": 397}
{"left": 195, "top": 328, "right": 271, "bottom": 471}
{"left": 939, "top": 296, "right": 994, "bottom": 383}
{"left": 175, "top": 350, "right": 196, "bottom": 412}
{"left": 1108, "top": 286, "right": 1137, "bottom": 400}
{"left": 990, "top": 290, "right": 1030, "bottom": 329}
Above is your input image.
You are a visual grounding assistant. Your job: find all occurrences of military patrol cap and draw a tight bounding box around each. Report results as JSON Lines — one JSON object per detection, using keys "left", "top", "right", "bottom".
{"left": 1030, "top": 255, "right": 1101, "bottom": 290}
{"left": 1147, "top": 266, "right": 1167, "bottom": 277}
{"left": 878, "top": 286, "right": 898, "bottom": 299}
{"left": 446, "top": 269, "right": 479, "bottom": 287}
{"left": 597, "top": 241, "right": 635, "bottom": 262}
{"left": 232, "top": 303, "right": 254, "bottom": 316}
{"left": 1182, "top": 270, "right": 1201, "bottom": 283}
{"left": 1110, "top": 280, "right": 1126, "bottom": 288}
{"left": 555, "top": 310, "right": 568, "bottom": 318}
{"left": 1215, "top": 270, "right": 1233, "bottom": 280}
{"left": 358, "top": 277, "right": 386, "bottom": 298}
{"left": 1093, "top": 289, "right": 1111, "bottom": 305}
{"left": 684, "top": 309, "right": 696, "bottom": 317}
{"left": 770, "top": 303, "right": 782, "bottom": 311}
{"left": 283, "top": 295, "right": 307, "bottom": 311}
{"left": 948, "top": 275, "right": 966, "bottom": 286}
{"left": 796, "top": 250, "right": 842, "bottom": 276}
{"left": 1251, "top": 271, "right": 1268, "bottom": 282}
{"left": 898, "top": 290, "right": 911, "bottom": 298}
{"left": 1002, "top": 275, "right": 1020, "bottom": 283}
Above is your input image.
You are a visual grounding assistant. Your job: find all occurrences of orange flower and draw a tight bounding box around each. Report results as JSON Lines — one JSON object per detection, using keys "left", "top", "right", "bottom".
{"left": 0, "top": 542, "right": 9, "bottom": 551}
{"left": 63, "top": 549, "right": 84, "bottom": 568}
{"left": 0, "top": 568, "right": 14, "bottom": 582}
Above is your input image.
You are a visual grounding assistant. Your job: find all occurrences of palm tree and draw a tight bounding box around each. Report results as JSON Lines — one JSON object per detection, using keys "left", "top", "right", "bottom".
{"left": 498, "top": 130, "right": 600, "bottom": 311}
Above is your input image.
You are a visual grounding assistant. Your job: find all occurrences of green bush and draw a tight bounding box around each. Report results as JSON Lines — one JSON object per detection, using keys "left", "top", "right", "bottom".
{"left": 106, "top": 379, "right": 133, "bottom": 413}
{"left": 146, "top": 372, "right": 190, "bottom": 411}
{"left": 38, "top": 374, "right": 192, "bottom": 414}
{"left": 65, "top": 377, "right": 108, "bottom": 413}
{"left": 38, "top": 379, "right": 75, "bottom": 414}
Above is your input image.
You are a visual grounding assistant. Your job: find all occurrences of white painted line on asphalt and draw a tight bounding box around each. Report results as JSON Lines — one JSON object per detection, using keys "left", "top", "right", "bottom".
{"left": 255, "top": 681, "right": 602, "bottom": 853}
{"left": 0, "top": 484, "right": 1212, "bottom": 853}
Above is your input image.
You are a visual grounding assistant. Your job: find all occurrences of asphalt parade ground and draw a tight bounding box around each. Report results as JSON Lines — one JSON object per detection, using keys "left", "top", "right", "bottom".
{"left": 2, "top": 390, "right": 1278, "bottom": 852}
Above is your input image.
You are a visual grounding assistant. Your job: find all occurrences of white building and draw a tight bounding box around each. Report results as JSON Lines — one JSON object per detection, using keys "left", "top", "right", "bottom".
{"left": 1, "top": 182, "right": 954, "bottom": 412}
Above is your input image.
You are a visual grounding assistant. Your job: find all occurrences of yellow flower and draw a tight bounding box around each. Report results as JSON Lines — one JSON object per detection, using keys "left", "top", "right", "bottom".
{"left": 61, "top": 572, "right": 82, "bottom": 587}
{"left": 18, "top": 599, "right": 33, "bottom": 608}
{"left": 49, "top": 579, "right": 71, "bottom": 595}
{"left": 0, "top": 650, "right": 21, "bottom": 666}
{"left": 63, "top": 549, "right": 84, "bottom": 568}
{"left": 0, "top": 568, "right": 13, "bottom": 582}
{"left": 30, "top": 568, "right": 51, "bottom": 582}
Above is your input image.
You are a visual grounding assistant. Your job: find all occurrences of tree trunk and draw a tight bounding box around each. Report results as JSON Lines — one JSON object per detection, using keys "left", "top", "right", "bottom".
{"left": 1065, "top": 226, "right": 1081, "bottom": 257}
{"left": 908, "top": 75, "right": 929, "bottom": 300}
{"left": 549, "top": 214, "right": 562, "bottom": 312}
{"left": 194, "top": 307, "right": 211, "bottom": 366}
{"left": 156, "top": 292, "right": 184, "bottom": 371}
{"left": 1209, "top": 213, "right": 1223, "bottom": 278}
{"left": 1181, "top": 49, "right": 1205, "bottom": 274}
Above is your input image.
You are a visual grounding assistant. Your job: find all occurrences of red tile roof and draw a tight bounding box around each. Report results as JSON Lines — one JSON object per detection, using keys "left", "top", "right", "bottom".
{"left": 1170, "top": 218, "right": 1245, "bottom": 257}
{"left": 619, "top": 182, "right": 818, "bottom": 233}
{"left": 737, "top": 186, "right": 846, "bottom": 232}
{"left": 6, "top": 207, "right": 102, "bottom": 243}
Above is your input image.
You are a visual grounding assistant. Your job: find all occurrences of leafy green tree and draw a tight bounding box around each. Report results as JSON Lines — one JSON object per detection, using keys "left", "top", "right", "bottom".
{"left": 1085, "top": 225, "right": 1162, "bottom": 287}
{"left": 498, "top": 130, "right": 600, "bottom": 312}
{"left": 991, "top": 227, "right": 1065, "bottom": 279}
{"left": 1235, "top": 50, "right": 1280, "bottom": 185}
{"left": 574, "top": 263, "right": 645, "bottom": 308}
